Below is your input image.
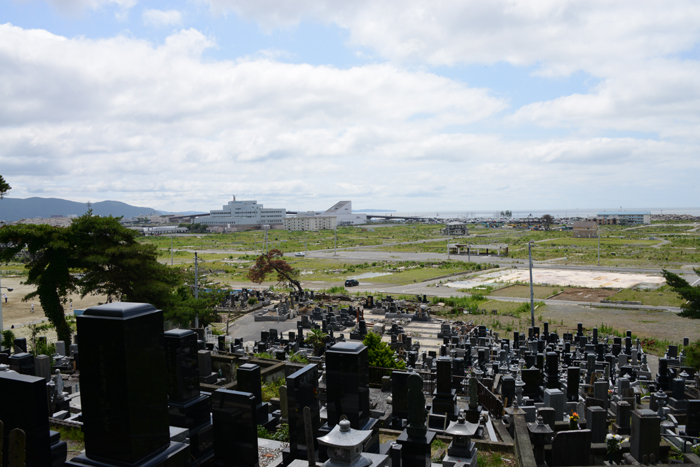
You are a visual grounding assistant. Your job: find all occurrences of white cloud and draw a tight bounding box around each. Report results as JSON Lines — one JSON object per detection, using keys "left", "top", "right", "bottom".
{"left": 0, "top": 22, "right": 698, "bottom": 212}
{"left": 143, "top": 9, "right": 183, "bottom": 28}
{"left": 202, "top": 0, "right": 700, "bottom": 73}
{"left": 45, "top": 0, "right": 137, "bottom": 17}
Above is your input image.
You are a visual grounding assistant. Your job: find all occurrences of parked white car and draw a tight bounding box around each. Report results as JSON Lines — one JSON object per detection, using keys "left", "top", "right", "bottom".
{"left": 294, "top": 252, "right": 306, "bottom": 257}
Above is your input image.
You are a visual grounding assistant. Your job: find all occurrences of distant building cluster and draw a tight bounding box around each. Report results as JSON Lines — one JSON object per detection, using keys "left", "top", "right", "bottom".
{"left": 284, "top": 201, "right": 367, "bottom": 231}
{"left": 195, "top": 197, "right": 286, "bottom": 231}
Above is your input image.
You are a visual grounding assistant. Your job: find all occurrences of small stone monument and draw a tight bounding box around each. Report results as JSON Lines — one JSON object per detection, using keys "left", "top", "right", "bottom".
{"left": 317, "top": 419, "right": 372, "bottom": 467}
{"left": 442, "top": 411, "right": 479, "bottom": 467}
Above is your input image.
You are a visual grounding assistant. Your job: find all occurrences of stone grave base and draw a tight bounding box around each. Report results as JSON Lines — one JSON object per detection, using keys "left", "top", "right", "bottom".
{"left": 397, "top": 431, "right": 436, "bottom": 467}
{"left": 65, "top": 441, "right": 190, "bottom": 467}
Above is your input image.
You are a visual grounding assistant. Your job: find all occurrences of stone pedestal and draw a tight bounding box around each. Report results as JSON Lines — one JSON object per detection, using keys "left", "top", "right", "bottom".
{"left": 396, "top": 430, "right": 436, "bottom": 467}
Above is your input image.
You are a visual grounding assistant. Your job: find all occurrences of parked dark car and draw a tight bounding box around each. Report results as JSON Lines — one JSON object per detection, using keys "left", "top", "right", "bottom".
{"left": 345, "top": 279, "right": 359, "bottom": 287}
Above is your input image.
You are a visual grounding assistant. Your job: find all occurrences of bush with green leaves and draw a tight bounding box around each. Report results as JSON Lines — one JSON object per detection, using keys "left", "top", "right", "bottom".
{"left": 363, "top": 331, "right": 406, "bottom": 369}
{"left": 2, "top": 330, "right": 15, "bottom": 349}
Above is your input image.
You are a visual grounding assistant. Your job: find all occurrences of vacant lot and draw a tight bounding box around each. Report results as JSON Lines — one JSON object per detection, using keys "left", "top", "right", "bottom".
{"left": 1, "top": 276, "right": 109, "bottom": 343}
{"left": 489, "top": 284, "right": 565, "bottom": 300}
{"left": 549, "top": 287, "right": 619, "bottom": 302}
{"left": 464, "top": 302, "right": 699, "bottom": 347}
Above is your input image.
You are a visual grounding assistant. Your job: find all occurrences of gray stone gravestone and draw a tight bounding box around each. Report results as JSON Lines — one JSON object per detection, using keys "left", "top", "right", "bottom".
{"left": 586, "top": 406, "right": 606, "bottom": 443}
{"left": 34, "top": 354, "right": 51, "bottom": 381}
{"left": 544, "top": 388, "right": 566, "bottom": 421}
{"left": 630, "top": 409, "right": 660, "bottom": 463}
{"left": 613, "top": 401, "right": 631, "bottom": 435}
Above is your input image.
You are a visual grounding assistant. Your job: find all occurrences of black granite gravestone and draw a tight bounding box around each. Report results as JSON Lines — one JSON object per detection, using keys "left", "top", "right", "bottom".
{"left": 325, "top": 342, "right": 370, "bottom": 428}
{"left": 0, "top": 371, "right": 66, "bottom": 467}
{"left": 164, "top": 329, "right": 201, "bottom": 402}
{"left": 9, "top": 352, "right": 35, "bottom": 375}
{"left": 164, "top": 329, "right": 213, "bottom": 463}
{"left": 687, "top": 400, "right": 700, "bottom": 437}
{"left": 550, "top": 429, "right": 591, "bottom": 467}
{"left": 211, "top": 389, "right": 259, "bottom": 467}
{"left": 68, "top": 302, "right": 189, "bottom": 467}
{"left": 392, "top": 371, "right": 412, "bottom": 425}
{"left": 282, "top": 364, "right": 320, "bottom": 466}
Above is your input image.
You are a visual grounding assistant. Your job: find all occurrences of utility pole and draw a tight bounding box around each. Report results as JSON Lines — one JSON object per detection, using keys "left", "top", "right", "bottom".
{"left": 334, "top": 228, "right": 338, "bottom": 256}
{"left": 597, "top": 223, "right": 600, "bottom": 267}
{"left": 305, "top": 230, "right": 308, "bottom": 257}
{"left": 529, "top": 241, "right": 535, "bottom": 327}
{"left": 171, "top": 233, "right": 174, "bottom": 266}
{"left": 194, "top": 252, "right": 199, "bottom": 328}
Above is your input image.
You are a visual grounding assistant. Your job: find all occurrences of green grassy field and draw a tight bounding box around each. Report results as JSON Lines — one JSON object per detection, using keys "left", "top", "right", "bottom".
{"left": 608, "top": 287, "right": 686, "bottom": 307}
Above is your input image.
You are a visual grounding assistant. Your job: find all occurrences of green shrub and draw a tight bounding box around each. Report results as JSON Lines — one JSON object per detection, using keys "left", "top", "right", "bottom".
{"left": 261, "top": 377, "right": 285, "bottom": 402}
{"left": 257, "top": 423, "right": 290, "bottom": 442}
{"left": 1, "top": 330, "right": 15, "bottom": 349}
{"left": 363, "top": 332, "right": 406, "bottom": 369}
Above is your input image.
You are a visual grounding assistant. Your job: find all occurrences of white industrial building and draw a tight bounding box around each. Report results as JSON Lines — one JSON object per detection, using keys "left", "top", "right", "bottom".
{"left": 284, "top": 215, "right": 337, "bottom": 231}
{"left": 322, "top": 201, "right": 367, "bottom": 225}
{"left": 196, "top": 197, "right": 286, "bottom": 230}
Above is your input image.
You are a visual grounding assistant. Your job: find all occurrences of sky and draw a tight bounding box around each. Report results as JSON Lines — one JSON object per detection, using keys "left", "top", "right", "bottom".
{"left": 1, "top": 0, "right": 699, "bottom": 214}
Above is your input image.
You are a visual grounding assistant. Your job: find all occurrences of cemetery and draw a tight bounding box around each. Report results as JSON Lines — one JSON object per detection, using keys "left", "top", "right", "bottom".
{"left": 1, "top": 290, "right": 700, "bottom": 467}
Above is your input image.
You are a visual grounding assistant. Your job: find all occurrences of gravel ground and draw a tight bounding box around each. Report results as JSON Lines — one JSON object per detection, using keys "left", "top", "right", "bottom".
{"left": 258, "top": 439, "right": 286, "bottom": 467}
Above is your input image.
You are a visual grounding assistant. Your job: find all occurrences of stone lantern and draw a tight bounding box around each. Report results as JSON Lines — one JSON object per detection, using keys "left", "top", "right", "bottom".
{"left": 442, "top": 412, "right": 479, "bottom": 467}
{"left": 528, "top": 415, "right": 553, "bottom": 467}
{"left": 654, "top": 389, "right": 668, "bottom": 420}
{"left": 317, "top": 419, "right": 372, "bottom": 467}
{"left": 515, "top": 373, "right": 526, "bottom": 406}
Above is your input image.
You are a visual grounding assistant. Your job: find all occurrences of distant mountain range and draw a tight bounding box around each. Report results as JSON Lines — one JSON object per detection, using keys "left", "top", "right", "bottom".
{"left": 0, "top": 197, "right": 202, "bottom": 223}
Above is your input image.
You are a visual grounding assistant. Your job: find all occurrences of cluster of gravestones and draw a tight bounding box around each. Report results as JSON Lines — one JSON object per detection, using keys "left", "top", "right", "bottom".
{"left": 364, "top": 295, "right": 431, "bottom": 322}
{"left": 1, "top": 337, "right": 79, "bottom": 374}
{"left": 310, "top": 305, "right": 358, "bottom": 332}
{"left": 1, "top": 301, "right": 485, "bottom": 467}
{"left": 251, "top": 328, "right": 308, "bottom": 360}
{"left": 220, "top": 289, "right": 269, "bottom": 308}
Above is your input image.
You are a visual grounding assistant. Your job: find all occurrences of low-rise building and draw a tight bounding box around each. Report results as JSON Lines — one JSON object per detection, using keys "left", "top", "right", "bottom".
{"left": 442, "top": 222, "right": 469, "bottom": 236}
{"left": 284, "top": 215, "right": 337, "bottom": 231}
{"left": 572, "top": 221, "right": 598, "bottom": 238}
{"left": 597, "top": 211, "right": 651, "bottom": 225}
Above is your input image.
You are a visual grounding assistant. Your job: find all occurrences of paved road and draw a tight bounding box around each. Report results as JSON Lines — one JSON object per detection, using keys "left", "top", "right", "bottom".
{"left": 225, "top": 313, "right": 299, "bottom": 347}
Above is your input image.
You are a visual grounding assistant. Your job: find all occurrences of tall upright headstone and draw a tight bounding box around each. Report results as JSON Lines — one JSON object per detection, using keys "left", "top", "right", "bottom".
{"left": 392, "top": 370, "right": 412, "bottom": 428}
{"left": 282, "top": 364, "right": 320, "bottom": 466}
{"left": 397, "top": 373, "right": 436, "bottom": 467}
{"left": 325, "top": 342, "right": 370, "bottom": 428}
{"left": 164, "top": 329, "right": 214, "bottom": 464}
{"left": 67, "top": 302, "right": 189, "bottom": 467}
